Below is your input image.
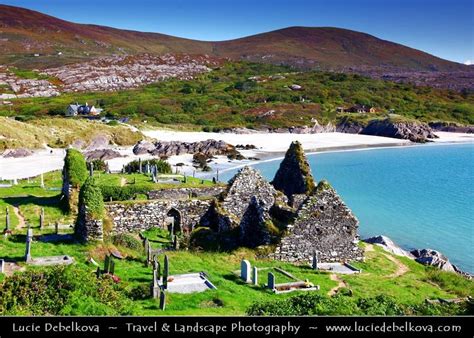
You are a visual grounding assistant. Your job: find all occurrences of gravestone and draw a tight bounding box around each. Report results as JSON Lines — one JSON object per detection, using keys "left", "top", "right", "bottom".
{"left": 144, "top": 238, "right": 149, "bottom": 253}
{"left": 159, "top": 291, "right": 166, "bottom": 310}
{"left": 151, "top": 269, "right": 160, "bottom": 298}
{"left": 96, "top": 266, "right": 101, "bottom": 278}
{"left": 173, "top": 234, "right": 179, "bottom": 250}
{"left": 139, "top": 158, "right": 143, "bottom": 173}
{"left": 40, "top": 173, "right": 44, "bottom": 188}
{"left": 5, "top": 207, "right": 9, "bottom": 231}
{"left": 312, "top": 250, "right": 318, "bottom": 270}
{"left": 25, "top": 228, "right": 33, "bottom": 262}
{"left": 240, "top": 260, "right": 251, "bottom": 283}
{"left": 0, "top": 259, "right": 4, "bottom": 274}
{"left": 163, "top": 255, "right": 169, "bottom": 290}
{"left": 104, "top": 255, "right": 111, "bottom": 273}
{"left": 39, "top": 208, "right": 44, "bottom": 228}
{"left": 267, "top": 272, "right": 275, "bottom": 290}
{"left": 156, "top": 261, "right": 161, "bottom": 279}
{"left": 152, "top": 255, "right": 158, "bottom": 271}
{"left": 252, "top": 266, "right": 258, "bottom": 285}
{"left": 147, "top": 245, "right": 152, "bottom": 267}
{"left": 55, "top": 222, "right": 59, "bottom": 234}
{"left": 89, "top": 162, "right": 94, "bottom": 177}
{"left": 109, "top": 259, "right": 115, "bottom": 275}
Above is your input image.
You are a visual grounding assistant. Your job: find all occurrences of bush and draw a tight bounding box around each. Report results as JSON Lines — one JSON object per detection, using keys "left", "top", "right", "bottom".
{"left": 246, "top": 293, "right": 468, "bottom": 316}
{"left": 111, "top": 233, "right": 143, "bottom": 251}
{"left": 124, "top": 159, "right": 172, "bottom": 174}
{"left": 87, "top": 159, "right": 108, "bottom": 172}
{"left": 79, "top": 177, "right": 105, "bottom": 219}
{"left": 189, "top": 227, "right": 220, "bottom": 251}
{"left": 64, "top": 149, "right": 88, "bottom": 187}
{"left": 100, "top": 184, "right": 153, "bottom": 201}
{"left": 0, "top": 266, "right": 133, "bottom": 315}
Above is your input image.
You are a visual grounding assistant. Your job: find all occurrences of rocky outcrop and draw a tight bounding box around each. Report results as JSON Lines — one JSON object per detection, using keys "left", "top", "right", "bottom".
{"left": 239, "top": 197, "right": 272, "bottom": 248}
{"left": 84, "top": 149, "right": 122, "bottom": 161}
{"left": 336, "top": 121, "right": 365, "bottom": 134}
{"left": 2, "top": 148, "right": 33, "bottom": 158}
{"left": 272, "top": 180, "right": 363, "bottom": 263}
{"left": 361, "top": 119, "right": 438, "bottom": 143}
{"left": 364, "top": 235, "right": 414, "bottom": 258}
{"left": 411, "top": 248, "right": 458, "bottom": 273}
{"left": 222, "top": 166, "right": 284, "bottom": 220}
{"left": 133, "top": 139, "right": 238, "bottom": 157}
{"left": 429, "top": 122, "right": 474, "bottom": 133}
{"left": 272, "top": 141, "right": 315, "bottom": 199}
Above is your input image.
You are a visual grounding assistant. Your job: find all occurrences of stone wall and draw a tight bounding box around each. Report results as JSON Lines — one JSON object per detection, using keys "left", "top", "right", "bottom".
{"left": 148, "top": 187, "right": 225, "bottom": 200}
{"left": 272, "top": 182, "right": 363, "bottom": 263}
{"left": 75, "top": 205, "right": 104, "bottom": 242}
{"left": 106, "top": 199, "right": 212, "bottom": 234}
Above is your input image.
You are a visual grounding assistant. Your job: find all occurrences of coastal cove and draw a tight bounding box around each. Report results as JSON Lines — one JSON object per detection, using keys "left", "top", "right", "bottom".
{"left": 218, "top": 142, "right": 474, "bottom": 274}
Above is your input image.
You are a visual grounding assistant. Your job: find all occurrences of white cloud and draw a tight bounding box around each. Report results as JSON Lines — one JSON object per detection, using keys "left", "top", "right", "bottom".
{"left": 464, "top": 60, "right": 473, "bottom": 65}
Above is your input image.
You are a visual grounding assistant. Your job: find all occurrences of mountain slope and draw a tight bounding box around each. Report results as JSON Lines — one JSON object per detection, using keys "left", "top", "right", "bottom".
{"left": 0, "top": 4, "right": 468, "bottom": 73}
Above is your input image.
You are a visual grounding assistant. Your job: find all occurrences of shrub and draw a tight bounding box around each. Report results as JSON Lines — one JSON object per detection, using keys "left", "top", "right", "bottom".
{"left": 79, "top": 177, "right": 105, "bottom": 219}
{"left": 111, "top": 233, "right": 143, "bottom": 251}
{"left": 87, "top": 159, "right": 108, "bottom": 172}
{"left": 100, "top": 184, "right": 153, "bottom": 201}
{"left": 189, "top": 227, "right": 219, "bottom": 251}
{"left": 124, "top": 159, "right": 172, "bottom": 174}
{"left": 64, "top": 149, "right": 88, "bottom": 187}
{"left": 0, "top": 266, "right": 133, "bottom": 315}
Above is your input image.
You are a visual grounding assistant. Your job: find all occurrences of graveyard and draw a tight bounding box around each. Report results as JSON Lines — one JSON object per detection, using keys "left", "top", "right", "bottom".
{"left": 0, "top": 143, "right": 473, "bottom": 316}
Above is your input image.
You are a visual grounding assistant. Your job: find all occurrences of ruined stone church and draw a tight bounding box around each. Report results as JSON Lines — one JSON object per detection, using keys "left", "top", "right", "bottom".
{"left": 82, "top": 141, "right": 364, "bottom": 264}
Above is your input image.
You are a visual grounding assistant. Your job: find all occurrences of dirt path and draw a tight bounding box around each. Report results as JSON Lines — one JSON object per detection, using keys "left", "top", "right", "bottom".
{"left": 12, "top": 206, "right": 25, "bottom": 228}
{"left": 328, "top": 274, "right": 347, "bottom": 296}
{"left": 383, "top": 253, "right": 410, "bottom": 278}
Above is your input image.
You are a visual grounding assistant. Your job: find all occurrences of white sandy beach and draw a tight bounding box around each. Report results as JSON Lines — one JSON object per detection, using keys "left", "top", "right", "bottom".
{"left": 1, "top": 131, "right": 473, "bottom": 180}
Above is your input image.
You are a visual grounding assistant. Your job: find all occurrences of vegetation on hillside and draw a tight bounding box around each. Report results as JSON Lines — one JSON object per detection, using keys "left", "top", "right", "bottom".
{"left": 0, "top": 117, "right": 143, "bottom": 150}
{"left": 1, "top": 62, "right": 472, "bottom": 133}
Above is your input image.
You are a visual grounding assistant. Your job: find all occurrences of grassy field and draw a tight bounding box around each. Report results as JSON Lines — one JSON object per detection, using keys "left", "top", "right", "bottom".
{"left": 1, "top": 62, "right": 472, "bottom": 132}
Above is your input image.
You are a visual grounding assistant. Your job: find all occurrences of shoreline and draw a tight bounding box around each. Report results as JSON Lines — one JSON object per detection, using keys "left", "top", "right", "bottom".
{"left": 0, "top": 131, "right": 473, "bottom": 180}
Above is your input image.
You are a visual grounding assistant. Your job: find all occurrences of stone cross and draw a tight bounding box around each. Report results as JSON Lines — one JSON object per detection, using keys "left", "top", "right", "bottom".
{"left": 25, "top": 228, "right": 33, "bottom": 262}
{"left": 163, "top": 255, "right": 169, "bottom": 290}
{"left": 40, "top": 173, "right": 44, "bottom": 188}
{"left": 159, "top": 290, "right": 166, "bottom": 310}
{"left": 267, "top": 272, "right": 275, "bottom": 290}
{"left": 312, "top": 250, "right": 318, "bottom": 270}
{"left": 0, "top": 259, "right": 4, "bottom": 274}
{"left": 240, "top": 260, "right": 251, "bottom": 283}
{"left": 39, "top": 208, "right": 44, "bottom": 228}
{"left": 252, "top": 266, "right": 258, "bottom": 285}
{"left": 5, "top": 207, "right": 9, "bottom": 231}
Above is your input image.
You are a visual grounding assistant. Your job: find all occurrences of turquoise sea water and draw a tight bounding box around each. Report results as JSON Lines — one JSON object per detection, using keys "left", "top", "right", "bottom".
{"left": 220, "top": 143, "right": 474, "bottom": 273}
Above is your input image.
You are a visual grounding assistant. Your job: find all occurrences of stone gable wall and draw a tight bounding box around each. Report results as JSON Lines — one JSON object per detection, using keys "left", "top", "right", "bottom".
{"left": 272, "top": 187, "right": 363, "bottom": 263}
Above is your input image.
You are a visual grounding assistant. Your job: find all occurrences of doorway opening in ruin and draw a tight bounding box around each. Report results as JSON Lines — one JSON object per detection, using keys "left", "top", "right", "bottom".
{"left": 166, "top": 208, "right": 182, "bottom": 234}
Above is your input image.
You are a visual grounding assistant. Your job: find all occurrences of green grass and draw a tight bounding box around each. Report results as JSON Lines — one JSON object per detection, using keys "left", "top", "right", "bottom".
{"left": 0, "top": 237, "right": 471, "bottom": 315}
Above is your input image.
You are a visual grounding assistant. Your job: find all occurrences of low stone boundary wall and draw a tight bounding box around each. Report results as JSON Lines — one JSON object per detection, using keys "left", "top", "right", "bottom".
{"left": 107, "top": 199, "right": 212, "bottom": 234}
{"left": 147, "top": 187, "right": 225, "bottom": 200}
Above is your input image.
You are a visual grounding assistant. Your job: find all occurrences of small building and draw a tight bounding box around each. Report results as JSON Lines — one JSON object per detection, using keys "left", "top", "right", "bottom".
{"left": 65, "top": 102, "right": 103, "bottom": 117}
{"left": 347, "top": 104, "right": 376, "bottom": 113}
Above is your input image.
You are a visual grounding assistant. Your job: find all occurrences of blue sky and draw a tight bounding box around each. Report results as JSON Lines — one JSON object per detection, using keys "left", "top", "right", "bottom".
{"left": 2, "top": 0, "right": 473, "bottom": 64}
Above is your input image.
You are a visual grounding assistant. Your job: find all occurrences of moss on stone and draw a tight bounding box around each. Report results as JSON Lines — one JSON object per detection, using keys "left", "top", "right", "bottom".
{"left": 79, "top": 177, "right": 105, "bottom": 219}
{"left": 64, "top": 149, "right": 88, "bottom": 188}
